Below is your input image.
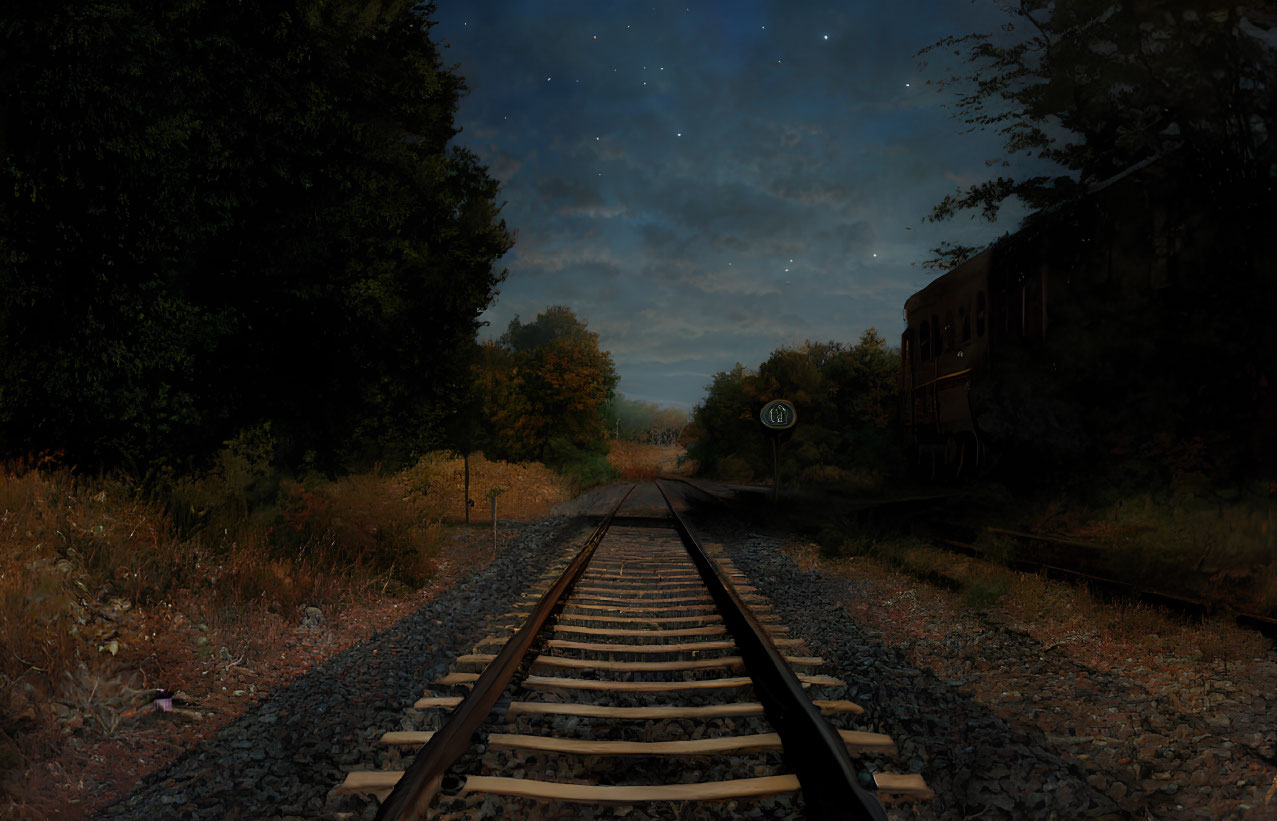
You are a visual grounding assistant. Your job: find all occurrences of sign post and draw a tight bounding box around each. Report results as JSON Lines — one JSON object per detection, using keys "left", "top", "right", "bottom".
{"left": 759, "top": 400, "right": 797, "bottom": 502}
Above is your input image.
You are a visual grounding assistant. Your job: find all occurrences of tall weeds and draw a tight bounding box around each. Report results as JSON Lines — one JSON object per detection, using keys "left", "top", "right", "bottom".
{"left": 0, "top": 449, "right": 559, "bottom": 807}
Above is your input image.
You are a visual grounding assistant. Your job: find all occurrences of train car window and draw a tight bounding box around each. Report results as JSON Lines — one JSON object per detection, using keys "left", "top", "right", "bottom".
{"left": 976, "top": 291, "right": 987, "bottom": 336}
{"left": 945, "top": 311, "right": 955, "bottom": 351}
{"left": 919, "top": 323, "right": 930, "bottom": 361}
{"left": 931, "top": 315, "right": 940, "bottom": 354}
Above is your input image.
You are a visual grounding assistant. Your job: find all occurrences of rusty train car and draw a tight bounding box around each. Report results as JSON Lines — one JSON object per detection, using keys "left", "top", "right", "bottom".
{"left": 900, "top": 159, "right": 1277, "bottom": 479}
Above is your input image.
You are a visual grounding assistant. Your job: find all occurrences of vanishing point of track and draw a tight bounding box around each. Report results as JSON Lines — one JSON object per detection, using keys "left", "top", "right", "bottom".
{"left": 334, "top": 481, "right": 932, "bottom": 819}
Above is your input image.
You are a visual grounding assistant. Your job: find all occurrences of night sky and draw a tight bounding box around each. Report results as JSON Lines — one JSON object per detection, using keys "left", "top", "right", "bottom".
{"left": 432, "top": 1, "right": 1060, "bottom": 409}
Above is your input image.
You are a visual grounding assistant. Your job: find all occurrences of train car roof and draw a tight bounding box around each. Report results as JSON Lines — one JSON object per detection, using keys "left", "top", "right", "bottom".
{"left": 904, "top": 245, "right": 992, "bottom": 314}
{"left": 904, "top": 151, "right": 1172, "bottom": 318}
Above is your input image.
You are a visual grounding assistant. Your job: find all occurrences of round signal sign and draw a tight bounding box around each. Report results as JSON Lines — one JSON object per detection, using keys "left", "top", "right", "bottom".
{"left": 759, "top": 399, "right": 796, "bottom": 430}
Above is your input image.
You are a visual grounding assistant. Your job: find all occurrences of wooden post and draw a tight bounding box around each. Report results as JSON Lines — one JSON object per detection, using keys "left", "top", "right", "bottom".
{"left": 771, "top": 434, "right": 779, "bottom": 503}
{"left": 463, "top": 453, "right": 471, "bottom": 525}
{"left": 487, "top": 488, "right": 506, "bottom": 552}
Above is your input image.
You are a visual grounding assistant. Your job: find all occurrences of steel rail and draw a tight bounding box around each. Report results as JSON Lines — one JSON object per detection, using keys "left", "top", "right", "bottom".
{"left": 374, "top": 485, "right": 636, "bottom": 821}
{"left": 654, "top": 480, "right": 888, "bottom": 821}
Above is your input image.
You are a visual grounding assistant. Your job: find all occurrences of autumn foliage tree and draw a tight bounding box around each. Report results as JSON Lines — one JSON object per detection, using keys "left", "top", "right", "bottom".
{"left": 472, "top": 307, "right": 618, "bottom": 472}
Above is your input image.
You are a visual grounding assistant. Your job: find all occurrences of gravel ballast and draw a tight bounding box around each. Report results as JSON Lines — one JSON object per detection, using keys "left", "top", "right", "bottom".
{"left": 680, "top": 496, "right": 1277, "bottom": 821}
{"left": 96, "top": 483, "right": 1276, "bottom": 819}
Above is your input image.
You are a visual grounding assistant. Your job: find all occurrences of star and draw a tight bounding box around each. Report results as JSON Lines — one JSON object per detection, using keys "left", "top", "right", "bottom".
{"left": 823, "top": 34, "right": 829, "bottom": 40}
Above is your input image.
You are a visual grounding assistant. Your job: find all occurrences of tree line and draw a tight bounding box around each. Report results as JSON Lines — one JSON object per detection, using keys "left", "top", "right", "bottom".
{"left": 604, "top": 397, "right": 688, "bottom": 446}
{"left": 684, "top": 330, "right": 900, "bottom": 485}
{"left": 0, "top": 3, "right": 631, "bottom": 479}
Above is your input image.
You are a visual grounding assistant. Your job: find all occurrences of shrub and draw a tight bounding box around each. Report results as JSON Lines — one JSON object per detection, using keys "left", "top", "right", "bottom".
{"left": 271, "top": 471, "right": 439, "bottom": 585}
{"left": 798, "top": 464, "right": 883, "bottom": 494}
{"left": 557, "top": 453, "right": 620, "bottom": 496}
{"left": 961, "top": 572, "right": 1013, "bottom": 609}
{"left": 716, "top": 455, "right": 754, "bottom": 483}
{"left": 160, "top": 424, "right": 283, "bottom": 540}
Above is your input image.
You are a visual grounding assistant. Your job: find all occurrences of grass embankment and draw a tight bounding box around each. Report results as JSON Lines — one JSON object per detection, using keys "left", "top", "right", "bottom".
{"left": 695, "top": 464, "right": 1277, "bottom": 619}
{"left": 943, "top": 480, "right": 1277, "bottom": 618}
{"left": 805, "top": 482, "right": 1277, "bottom": 622}
{"left": 0, "top": 452, "right": 570, "bottom": 817}
{"left": 792, "top": 532, "right": 1272, "bottom": 672}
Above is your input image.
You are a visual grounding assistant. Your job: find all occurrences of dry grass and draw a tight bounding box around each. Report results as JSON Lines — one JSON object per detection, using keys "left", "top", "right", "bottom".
{"left": 998, "top": 481, "right": 1277, "bottom": 617}
{"left": 606, "top": 442, "right": 688, "bottom": 481}
{"left": 810, "top": 528, "right": 1272, "bottom": 672}
{"left": 406, "top": 451, "right": 569, "bottom": 522}
{"left": 0, "top": 450, "right": 574, "bottom": 816}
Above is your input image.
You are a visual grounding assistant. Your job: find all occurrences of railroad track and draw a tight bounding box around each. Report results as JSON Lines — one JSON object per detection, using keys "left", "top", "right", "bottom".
{"left": 333, "top": 481, "right": 931, "bottom": 818}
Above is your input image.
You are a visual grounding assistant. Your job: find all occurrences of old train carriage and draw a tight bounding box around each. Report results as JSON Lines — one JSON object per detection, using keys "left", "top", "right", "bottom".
{"left": 901, "top": 158, "right": 1277, "bottom": 479}
{"left": 901, "top": 250, "right": 991, "bottom": 475}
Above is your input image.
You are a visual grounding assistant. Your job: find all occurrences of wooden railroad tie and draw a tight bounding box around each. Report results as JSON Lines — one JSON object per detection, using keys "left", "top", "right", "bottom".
{"left": 337, "top": 768, "right": 929, "bottom": 804}
{"left": 452, "top": 654, "right": 824, "bottom": 672}
{"left": 404, "top": 699, "right": 865, "bottom": 719}
{"left": 378, "top": 729, "right": 896, "bottom": 756}
{"left": 335, "top": 772, "right": 801, "bottom": 804}
{"left": 503, "top": 610, "right": 781, "bottom": 623}
{"left": 514, "top": 673, "right": 844, "bottom": 692}
{"left": 476, "top": 632, "right": 805, "bottom": 649}
{"left": 561, "top": 603, "right": 719, "bottom": 613}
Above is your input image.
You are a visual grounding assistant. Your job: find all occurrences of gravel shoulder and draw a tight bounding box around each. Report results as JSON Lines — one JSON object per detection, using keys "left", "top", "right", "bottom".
{"left": 95, "top": 515, "right": 592, "bottom": 821}
{"left": 90, "top": 484, "right": 1277, "bottom": 820}
{"left": 680, "top": 498, "right": 1277, "bottom": 821}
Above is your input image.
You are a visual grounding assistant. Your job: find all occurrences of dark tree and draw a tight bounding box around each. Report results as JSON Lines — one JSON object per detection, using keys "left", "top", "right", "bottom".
{"left": 683, "top": 364, "right": 763, "bottom": 479}
{"left": 0, "top": 1, "right": 512, "bottom": 470}
{"left": 919, "top": 1, "right": 1276, "bottom": 267}
{"left": 685, "top": 331, "right": 900, "bottom": 482}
